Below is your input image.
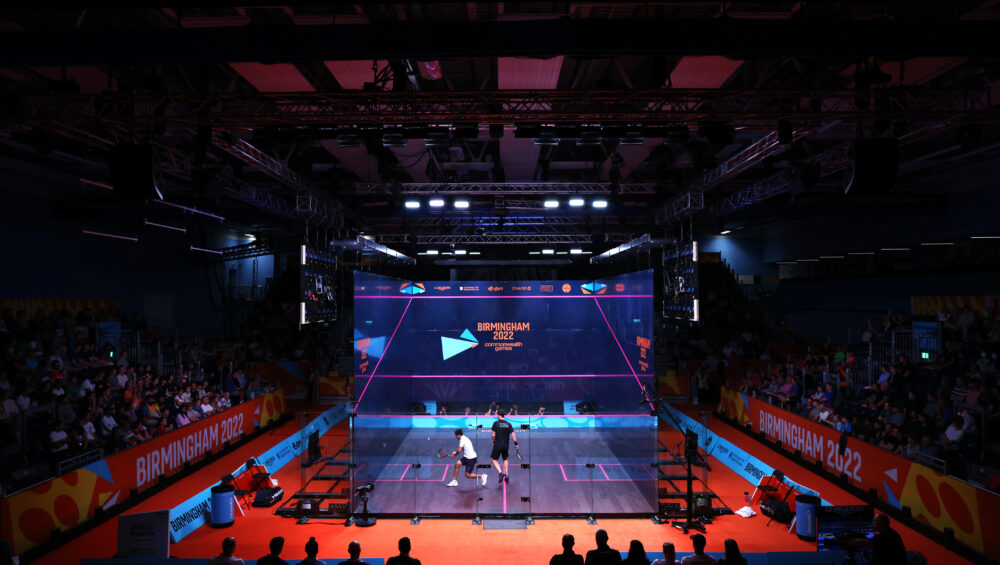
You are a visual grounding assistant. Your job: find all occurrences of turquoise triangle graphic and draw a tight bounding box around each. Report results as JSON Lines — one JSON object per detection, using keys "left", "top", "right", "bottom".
{"left": 582, "top": 282, "right": 607, "bottom": 293}
{"left": 442, "top": 336, "right": 478, "bottom": 360}
{"left": 460, "top": 329, "right": 478, "bottom": 343}
{"left": 84, "top": 460, "right": 114, "bottom": 483}
{"left": 882, "top": 480, "right": 902, "bottom": 509}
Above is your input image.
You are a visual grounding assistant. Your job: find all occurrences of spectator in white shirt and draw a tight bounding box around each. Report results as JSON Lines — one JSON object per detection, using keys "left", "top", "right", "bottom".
{"left": 100, "top": 409, "right": 118, "bottom": 437}
{"left": 0, "top": 390, "right": 19, "bottom": 420}
{"left": 200, "top": 397, "right": 215, "bottom": 417}
{"left": 16, "top": 387, "right": 32, "bottom": 412}
{"left": 50, "top": 421, "right": 70, "bottom": 453}
{"left": 941, "top": 416, "right": 965, "bottom": 450}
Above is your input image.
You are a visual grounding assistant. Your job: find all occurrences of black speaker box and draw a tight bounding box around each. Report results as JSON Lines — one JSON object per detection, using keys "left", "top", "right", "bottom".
{"left": 844, "top": 138, "right": 898, "bottom": 196}
{"left": 252, "top": 486, "right": 284, "bottom": 507}
{"left": 109, "top": 143, "right": 157, "bottom": 201}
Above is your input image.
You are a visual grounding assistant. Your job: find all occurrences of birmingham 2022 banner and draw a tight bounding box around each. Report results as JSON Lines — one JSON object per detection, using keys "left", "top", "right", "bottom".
{"left": 719, "top": 387, "right": 1000, "bottom": 557}
{"left": 0, "top": 390, "right": 285, "bottom": 555}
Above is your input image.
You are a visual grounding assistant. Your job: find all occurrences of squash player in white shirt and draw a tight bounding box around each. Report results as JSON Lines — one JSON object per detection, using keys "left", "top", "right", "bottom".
{"left": 446, "top": 428, "right": 488, "bottom": 487}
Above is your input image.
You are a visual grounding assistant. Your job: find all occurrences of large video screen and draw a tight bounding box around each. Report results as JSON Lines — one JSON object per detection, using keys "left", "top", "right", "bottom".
{"left": 353, "top": 271, "right": 653, "bottom": 413}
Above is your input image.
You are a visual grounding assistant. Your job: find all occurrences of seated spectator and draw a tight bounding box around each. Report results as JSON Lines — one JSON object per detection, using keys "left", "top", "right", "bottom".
{"left": 209, "top": 536, "right": 244, "bottom": 565}
{"left": 297, "top": 536, "right": 325, "bottom": 565}
{"left": 820, "top": 383, "right": 836, "bottom": 408}
{"left": 551, "top": 533, "right": 584, "bottom": 565}
{"left": 651, "top": 542, "right": 679, "bottom": 565}
{"left": 336, "top": 540, "right": 367, "bottom": 565}
{"left": 951, "top": 377, "right": 969, "bottom": 404}
{"left": 680, "top": 534, "right": 715, "bottom": 565}
{"left": 200, "top": 396, "right": 215, "bottom": 417}
{"left": 941, "top": 416, "right": 965, "bottom": 450}
{"left": 585, "top": 529, "right": 622, "bottom": 565}
{"left": 716, "top": 539, "right": 746, "bottom": 565}
{"left": 834, "top": 415, "right": 852, "bottom": 433}
{"left": 49, "top": 421, "right": 70, "bottom": 454}
{"left": 386, "top": 537, "right": 420, "bottom": 565}
{"left": 99, "top": 408, "right": 118, "bottom": 437}
{"left": 176, "top": 406, "right": 191, "bottom": 428}
{"left": 0, "top": 390, "right": 18, "bottom": 420}
{"left": 623, "top": 540, "right": 650, "bottom": 565}
{"left": 257, "top": 536, "right": 288, "bottom": 565}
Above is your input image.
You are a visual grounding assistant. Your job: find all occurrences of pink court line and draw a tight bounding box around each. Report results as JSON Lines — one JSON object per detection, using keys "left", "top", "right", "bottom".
{"left": 502, "top": 474, "right": 507, "bottom": 514}
{"left": 354, "top": 413, "right": 655, "bottom": 418}
{"left": 375, "top": 374, "right": 635, "bottom": 379}
{"left": 354, "top": 295, "right": 652, "bottom": 299}
{"left": 399, "top": 464, "right": 411, "bottom": 480}
{"left": 599, "top": 464, "right": 611, "bottom": 481}
{"left": 593, "top": 297, "right": 655, "bottom": 412}
{"left": 355, "top": 297, "right": 413, "bottom": 407}
{"left": 375, "top": 463, "right": 451, "bottom": 481}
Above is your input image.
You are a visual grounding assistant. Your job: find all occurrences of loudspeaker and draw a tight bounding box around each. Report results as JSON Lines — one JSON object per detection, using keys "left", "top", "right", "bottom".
{"left": 844, "top": 138, "right": 898, "bottom": 196}
{"left": 109, "top": 143, "right": 158, "bottom": 201}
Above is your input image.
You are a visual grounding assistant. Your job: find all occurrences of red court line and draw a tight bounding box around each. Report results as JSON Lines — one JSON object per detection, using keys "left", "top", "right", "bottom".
{"left": 355, "top": 297, "right": 413, "bottom": 407}
{"left": 592, "top": 297, "right": 655, "bottom": 411}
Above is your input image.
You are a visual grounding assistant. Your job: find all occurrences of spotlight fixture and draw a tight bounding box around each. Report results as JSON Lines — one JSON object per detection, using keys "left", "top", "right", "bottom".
{"left": 429, "top": 198, "right": 445, "bottom": 208}
{"left": 570, "top": 249, "right": 584, "bottom": 255}
{"left": 541, "top": 249, "right": 555, "bottom": 255}
{"left": 592, "top": 199, "right": 608, "bottom": 209}
{"left": 426, "top": 249, "right": 439, "bottom": 255}
{"left": 543, "top": 199, "right": 559, "bottom": 209}
{"left": 454, "top": 249, "right": 467, "bottom": 255}
{"left": 720, "top": 230, "right": 732, "bottom": 235}
{"left": 568, "top": 198, "right": 585, "bottom": 207}
{"left": 454, "top": 199, "right": 470, "bottom": 209}
{"left": 404, "top": 200, "right": 420, "bottom": 209}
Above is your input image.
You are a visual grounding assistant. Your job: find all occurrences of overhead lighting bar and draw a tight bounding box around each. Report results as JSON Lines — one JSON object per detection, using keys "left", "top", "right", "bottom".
{"left": 592, "top": 199, "right": 608, "bottom": 208}
{"left": 154, "top": 200, "right": 224, "bottom": 221}
{"left": 529, "top": 251, "right": 541, "bottom": 255}
{"left": 570, "top": 248, "right": 584, "bottom": 255}
{"left": 356, "top": 235, "right": 415, "bottom": 264}
{"left": 971, "top": 235, "right": 1000, "bottom": 239}
{"left": 881, "top": 247, "right": 911, "bottom": 251}
{"left": 541, "top": 249, "right": 555, "bottom": 255}
{"left": 82, "top": 229, "right": 137, "bottom": 242}
{"left": 848, "top": 251, "right": 875, "bottom": 255}
{"left": 776, "top": 261, "right": 797, "bottom": 265}
{"left": 798, "top": 258, "right": 819, "bottom": 262}
{"left": 144, "top": 219, "right": 186, "bottom": 233}
{"left": 568, "top": 198, "right": 585, "bottom": 207}
{"left": 921, "top": 242, "right": 954, "bottom": 246}
{"left": 404, "top": 200, "right": 420, "bottom": 209}
{"left": 556, "top": 251, "right": 568, "bottom": 255}
{"left": 469, "top": 251, "right": 481, "bottom": 255}
{"left": 590, "top": 233, "right": 652, "bottom": 264}
{"left": 454, "top": 249, "right": 467, "bottom": 255}
{"left": 190, "top": 245, "right": 222, "bottom": 255}
{"left": 544, "top": 199, "right": 559, "bottom": 208}
{"left": 429, "top": 198, "right": 445, "bottom": 208}
{"left": 819, "top": 255, "right": 845, "bottom": 259}
{"left": 720, "top": 230, "right": 732, "bottom": 235}
{"left": 454, "top": 199, "right": 469, "bottom": 209}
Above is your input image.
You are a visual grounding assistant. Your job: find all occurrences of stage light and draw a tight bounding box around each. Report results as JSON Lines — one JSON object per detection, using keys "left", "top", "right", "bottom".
{"left": 776, "top": 261, "right": 796, "bottom": 265}
{"left": 848, "top": 251, "right": 875, "bottom": 255}
{"left": 425, "top": 249, "right": 439, "bottom": 255}
{"left": 720, "top": 230, "right": 732, "bottom": 235}
{"left": 971, "top": 235, "right": 1000, "bottom": 239}
{"left": 454, "top": 249, "right": 467, "bottom": 255}
{"left": 570, "top": 249, "right": 583, "bottom": 254}
{"left": 541, "top": 249, "right": 555, "bottom": 255}
{"left": 529, "top": 251, "right": 540, "bottom": 255}
{"left": 921, "top": 242, "right": 954, "bottom": 246}
{"left": 880, "top": 247, "right": 910, "bottom": 251}
{"left": 470, "top": 251, "right": 481, "bottom": 255}
{"left": 429, "top": 198, "right": 445, "bottom": 208}
{"left": 819, "top": 255, "right": 845, "bottom": 259}
{"left": 190, "top": 245, "right": 222, "bottom": 255}
{"left": 404, "top": 200, "right": 420, "bottom": 209}
{"left": 82, "top": 229, "right": 138, "bottom": 242}
{"left": 143, "top": 220, "right": 186, "bottom": 233}
{"left": 544, "top": 199, "right": 559, "bottom": 208}
{"left": 569, "top": 198, "right": 585, "bottom": 207}
{"left": 798, "top": 258, "right": 819, "bottom": 262}
{"left": 381, "top": 133, "right": 407, "bottom": 148}
{"left": 592, "top": 199, "right": 608, "bottom": 209}
{"left": 454, "top": 199, "right": 470, "bottom": 209}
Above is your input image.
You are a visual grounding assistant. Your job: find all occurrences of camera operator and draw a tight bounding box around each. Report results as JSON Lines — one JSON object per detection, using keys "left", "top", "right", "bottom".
{"left": 840, "top": 514, "right": 906, "bottom": 565}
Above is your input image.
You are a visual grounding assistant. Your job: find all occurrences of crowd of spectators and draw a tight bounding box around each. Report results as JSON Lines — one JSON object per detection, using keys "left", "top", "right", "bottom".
{"left": 0, "top": 306, "right": 271, "bottom": 492}
{"left": 738, "top": 305, "right": 1000, "bottom": 477}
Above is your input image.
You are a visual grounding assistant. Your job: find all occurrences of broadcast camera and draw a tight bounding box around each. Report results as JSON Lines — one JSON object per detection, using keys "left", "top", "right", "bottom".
{"left": 355, "top": 482, "right": 374, "bottom": 495}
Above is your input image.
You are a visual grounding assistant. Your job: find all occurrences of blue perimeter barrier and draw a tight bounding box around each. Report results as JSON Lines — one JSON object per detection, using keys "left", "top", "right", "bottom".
{"left": 167, "top": 405, "right": 348, "bottom": 542}
{"left": 658, "top": 404, "right": 831, "bottom": 506}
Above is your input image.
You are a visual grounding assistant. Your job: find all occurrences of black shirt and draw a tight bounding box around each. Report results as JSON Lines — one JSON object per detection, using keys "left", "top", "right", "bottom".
{"left": 551, "top": 552, "right": 585, "bottom": 565}
{"left": 386, "top": 557, "right": 421, "bottom": 565}
{"left": 872, "top": 527, "right": 907, "bottom": 565}
{"left": 492, "top": 419, "right": 514, "bottom": 449}
{"left": 585, "top": 547, "right": 622, "bottom": 565}
{"left": 257, "top": 555, "right": 289, "bottom": 565}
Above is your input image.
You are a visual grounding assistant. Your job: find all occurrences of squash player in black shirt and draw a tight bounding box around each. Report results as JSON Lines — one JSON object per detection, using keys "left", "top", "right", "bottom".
{"left": 490, "top": 409, "right": 519, "bottom": 483}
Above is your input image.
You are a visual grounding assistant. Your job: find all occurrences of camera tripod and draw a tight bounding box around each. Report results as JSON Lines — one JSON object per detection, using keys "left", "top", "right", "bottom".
{"left": 347, "top": 492, "right": 376, "bottom": 527}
